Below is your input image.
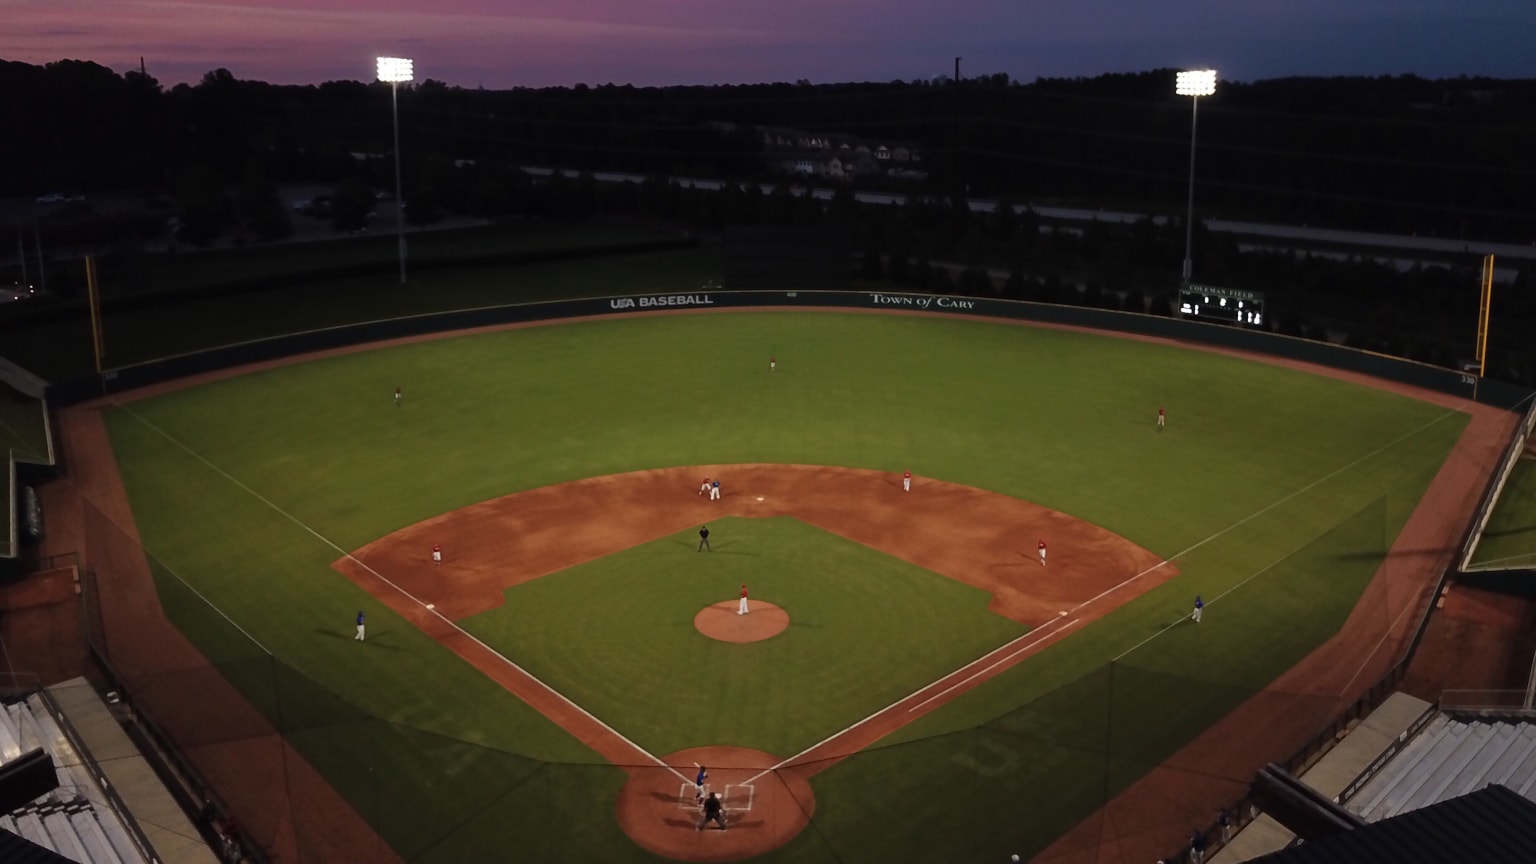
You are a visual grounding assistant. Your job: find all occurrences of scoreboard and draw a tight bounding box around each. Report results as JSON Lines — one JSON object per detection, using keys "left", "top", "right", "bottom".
{"left": 1178, "top": 283, "right": 1265, "bottom": 328}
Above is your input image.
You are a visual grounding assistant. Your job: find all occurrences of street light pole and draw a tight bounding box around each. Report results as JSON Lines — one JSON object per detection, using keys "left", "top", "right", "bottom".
{"left": 1175, "top": 69, "right": 1217, "bottom": 285}
{"left": 376, "top": 57, "right": 414, "bottom": 284}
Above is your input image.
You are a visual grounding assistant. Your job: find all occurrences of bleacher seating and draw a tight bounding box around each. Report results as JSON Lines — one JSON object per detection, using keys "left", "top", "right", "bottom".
{"left": 0, "top": 696, "right": 147, "bottom": 864}
{"left": 1347, "top": 713, "right": 1536, "bottom": 821}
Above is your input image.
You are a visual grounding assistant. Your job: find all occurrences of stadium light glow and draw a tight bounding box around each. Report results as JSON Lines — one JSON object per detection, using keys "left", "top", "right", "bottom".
{"left": 376, "top": 57, "right": 414, "bottom": 83}
{"left": 1175, "top": 69, "right": 1217, "bottom": 97}
{"left": 376, "top": 57, "right": 414, "bottom": 283}
{"left": 1176, "top": 69, "right": 1217, "bottom": 284}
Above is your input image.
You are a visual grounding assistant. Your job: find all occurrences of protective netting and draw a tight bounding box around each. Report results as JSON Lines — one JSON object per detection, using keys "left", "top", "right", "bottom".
{"left": 77, "top": 480, "right": 1425, "bottom": 864}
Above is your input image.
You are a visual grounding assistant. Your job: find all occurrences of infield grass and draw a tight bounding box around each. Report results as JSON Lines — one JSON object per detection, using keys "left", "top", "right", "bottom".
{"left": 103, "top": 310, "right": 1470, "bottom": 862}
{"left": 462, "top": 516, "right": 1029, "bottom": 757}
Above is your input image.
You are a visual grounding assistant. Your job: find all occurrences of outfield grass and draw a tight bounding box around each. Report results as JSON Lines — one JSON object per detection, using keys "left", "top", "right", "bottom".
{"left": 103, "top": 310, "right": 1468, "bottom": 862}
{"left": 462, "top": 516, "right": 1029, "bottom": 757}
{"left": 1470, "top": 454, "right": 1536, "bottom": 569}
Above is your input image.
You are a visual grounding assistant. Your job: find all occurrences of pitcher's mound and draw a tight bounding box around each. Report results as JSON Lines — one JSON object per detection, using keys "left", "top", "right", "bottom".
{"left": 616, "top": 745, "right": 815, "bottom": 862}
{"left": 694, "top": 601, "right": 788, "bottom": 643}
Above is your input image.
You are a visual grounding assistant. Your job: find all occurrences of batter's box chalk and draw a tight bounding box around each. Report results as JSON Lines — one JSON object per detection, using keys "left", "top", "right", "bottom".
{"left": 722, "top": 783, "right": 755, "bottom": 812}
{"left": 675, "top": 783, "right": 696, "bottom": 809}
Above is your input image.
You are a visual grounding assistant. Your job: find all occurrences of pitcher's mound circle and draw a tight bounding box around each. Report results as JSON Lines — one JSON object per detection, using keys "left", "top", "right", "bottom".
{"left": 694, "top": 601, "right": 789, "bottom": 643}
{"left": 616, "top": 745, "right": 815, "bottom": 862}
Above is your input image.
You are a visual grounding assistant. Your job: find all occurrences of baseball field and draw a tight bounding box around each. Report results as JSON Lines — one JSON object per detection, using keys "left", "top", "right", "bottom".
{"left": 84, "top": 308, "right": 1476, "bottom": 863}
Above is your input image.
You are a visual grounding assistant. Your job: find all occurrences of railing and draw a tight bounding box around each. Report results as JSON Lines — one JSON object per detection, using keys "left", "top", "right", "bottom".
{"left": 87, "top": 645, "right": 271, "bottom": 864}
{"left": 1337, "top": 701, "right": 1440, "bottom": 805}
{"left": 1161, "top": 552, "right": 1465, "bottom": 864}
{"left": 1460, "top": 392, "right": 1536, "bottom": 571}
{"left": 32, "top": 686, "right": 165, "bottom": 864}
{"left": 1439, "top": 689, "right": 1536, "bottom": 713}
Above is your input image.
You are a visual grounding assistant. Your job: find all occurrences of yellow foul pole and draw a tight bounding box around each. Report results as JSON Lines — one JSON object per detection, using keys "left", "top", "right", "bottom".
{"left": 1475, "top": 254, "right": 1494, "bottom": 378}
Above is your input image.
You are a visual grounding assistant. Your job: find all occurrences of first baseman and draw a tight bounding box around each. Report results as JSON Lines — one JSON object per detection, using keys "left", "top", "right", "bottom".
{"left": 710, "top": 479, "right": 721, "bottom": 501}
{"left": 432, "top": 543, "right": 442, "bottom": 565}
{"left": 738, "top": 583, "right": 749, "bottom": 616}
{"left": 1038, "top": 539, "right": 1047, "bottom": 566}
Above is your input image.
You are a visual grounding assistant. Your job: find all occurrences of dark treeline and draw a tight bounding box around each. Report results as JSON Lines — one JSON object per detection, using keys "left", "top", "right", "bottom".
{"left": 1, "top": 59, "right": 1533, "bottom": 385}
{"left": 4, "top": 60, "right": 1536, "bottom": 241}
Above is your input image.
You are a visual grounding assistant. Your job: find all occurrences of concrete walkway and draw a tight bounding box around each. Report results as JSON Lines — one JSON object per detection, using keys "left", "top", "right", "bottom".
{"left": 47, "top": 677, "right": 219, "bottom": 864}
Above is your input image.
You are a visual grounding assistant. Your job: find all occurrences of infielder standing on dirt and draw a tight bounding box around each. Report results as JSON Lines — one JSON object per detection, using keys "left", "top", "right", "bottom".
{"left": 903, "top": 469, "right": 912, "bottom": 492}
{"left": 710, "top": 479, "right": 721, "bottom": 501}
{"left": 1038, "top": 539, "right": 1047, "bottom": 566}
{"left": 699, "top": 477, "right": 711, "bottom": 496}
{"left": 432, "top": 543, "right": 442, "bottom": 566}
{"left": 738, "top": 583, "right": 749, "bottom": 616}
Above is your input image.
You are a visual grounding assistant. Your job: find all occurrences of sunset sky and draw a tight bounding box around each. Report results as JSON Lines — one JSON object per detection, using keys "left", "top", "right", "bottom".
{"left": 4, "top": 0, "right": 1535, "bottom": 88}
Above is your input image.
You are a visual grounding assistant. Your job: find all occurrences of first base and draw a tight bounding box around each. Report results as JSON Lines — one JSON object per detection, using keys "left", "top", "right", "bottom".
{"left": 426, "top": 603, "right": 436, "bottom": 610}
{"left": 756, "top": 496, "right": 765, "bottom": 502}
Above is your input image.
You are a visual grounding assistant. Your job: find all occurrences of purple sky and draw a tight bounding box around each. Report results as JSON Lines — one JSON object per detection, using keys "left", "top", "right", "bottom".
{"left": 5, "top": 0, "right": 1535, "bottom": 88}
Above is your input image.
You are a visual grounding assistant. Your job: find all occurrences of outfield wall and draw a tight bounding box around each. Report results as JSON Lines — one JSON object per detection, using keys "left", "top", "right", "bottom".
{"left": 45, "top": 290, "right": 1534, "bottom": 410}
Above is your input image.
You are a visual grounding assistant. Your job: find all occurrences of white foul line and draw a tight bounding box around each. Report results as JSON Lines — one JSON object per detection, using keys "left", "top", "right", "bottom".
{"left": 747, "top": 407, "right": 1464, "bottom": 784}
{"left": 117, "top": 404, "right": 687, "bottom": 783}
{"left": 907, "top": 619, "right": 1081, "bottom": 713}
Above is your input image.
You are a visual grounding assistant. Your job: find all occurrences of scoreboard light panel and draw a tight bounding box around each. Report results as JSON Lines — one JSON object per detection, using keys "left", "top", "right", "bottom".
{"left": 1179, "top": 284, "right": 1264, "bottom": 327}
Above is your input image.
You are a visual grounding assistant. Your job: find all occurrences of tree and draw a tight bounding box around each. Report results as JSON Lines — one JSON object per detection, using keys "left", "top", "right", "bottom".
{"left": 172, "top": 163, "right": 231, "bottom": 246}
{"left": 330, "top": 179, "right": 375, "bottom": 232}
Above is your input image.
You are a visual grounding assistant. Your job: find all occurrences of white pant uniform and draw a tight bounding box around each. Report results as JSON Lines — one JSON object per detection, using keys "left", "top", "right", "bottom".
{"left": 700, "top": 482, "right": 710, "bottom": 495}
{"left": 738, "top": 597, "right": 749, "bottom": 615}
{"left": 710, "top": 486, "right": 721, "bottom": 500}
{"left": 903, "top": 476, "right": 911, "bottom": 491}
{"left": 355, "top": 624, "right": 365, "bottom": 641}
{"left": 432, "top": 550, "right": 441, "bottom": 563}
{"left": 1039, "top": 547, "right": 1047, "bottom": 565}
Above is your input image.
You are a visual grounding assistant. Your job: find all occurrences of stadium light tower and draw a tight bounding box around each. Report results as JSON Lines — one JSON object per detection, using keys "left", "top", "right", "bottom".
{"left": 376, "top": 56, "right": 414, "bottom": 284}
{"left": 1176, "top": 69, "right": 1217, "bottom": 284}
